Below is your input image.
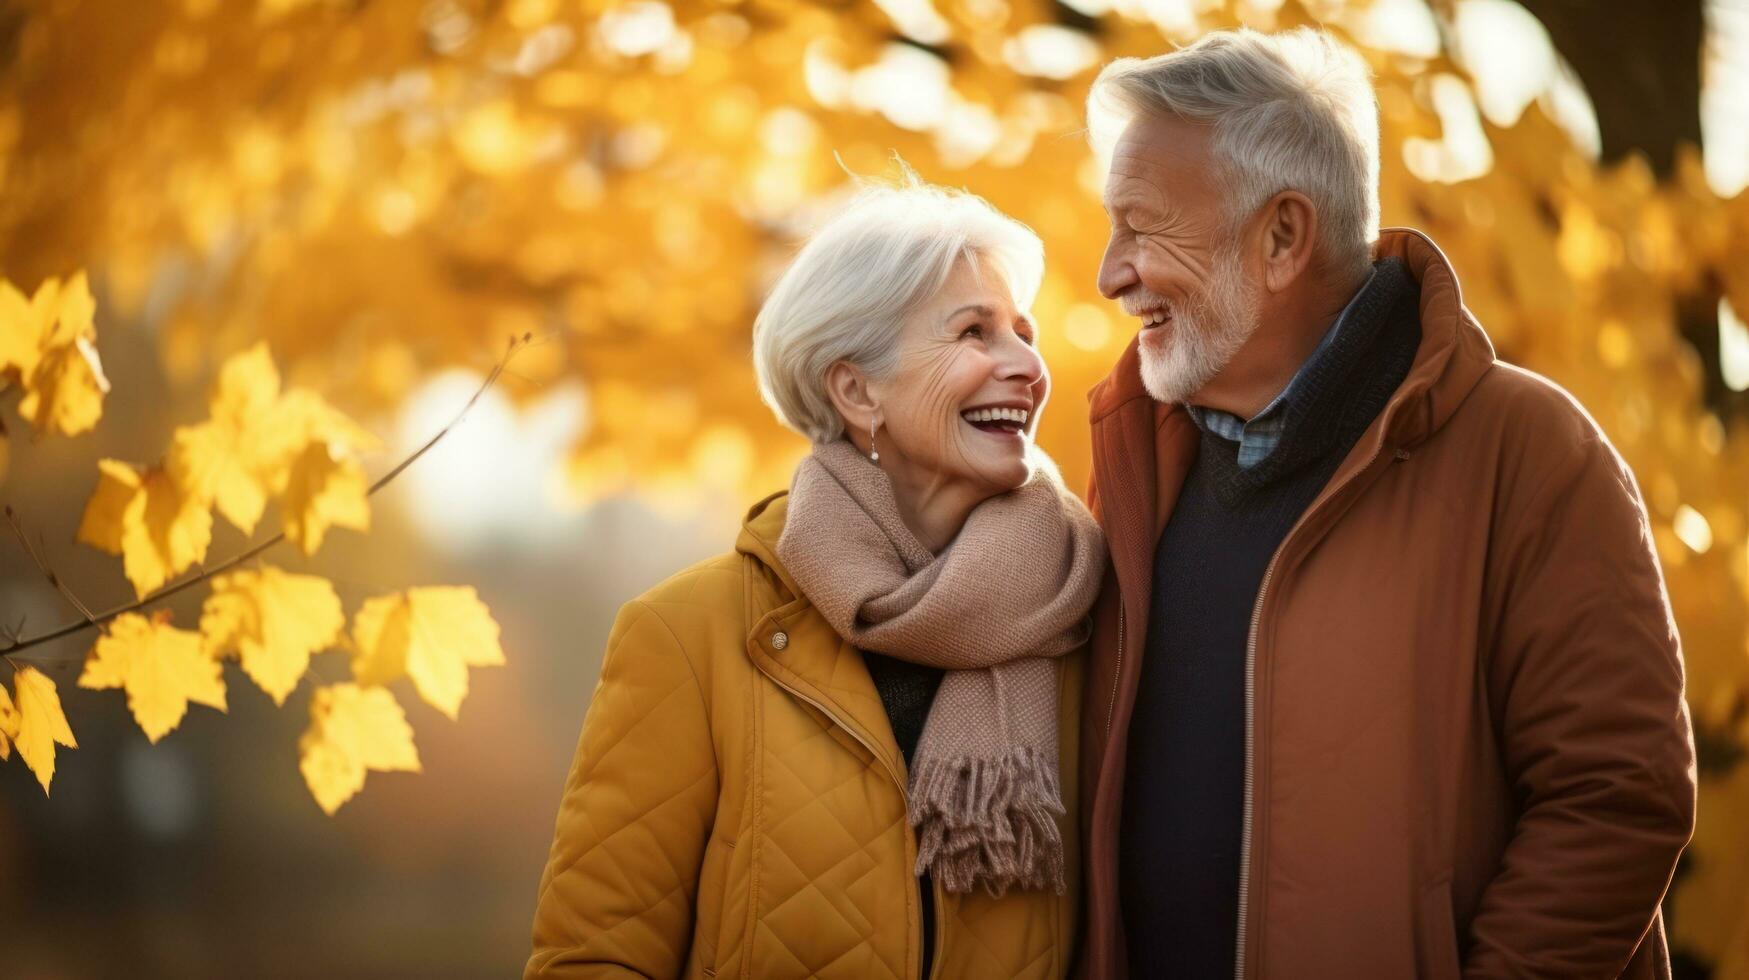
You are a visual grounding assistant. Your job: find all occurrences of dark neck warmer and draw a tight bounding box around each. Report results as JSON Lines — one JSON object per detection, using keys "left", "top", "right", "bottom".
{"left": 1208, "top": 256, "right": 1422, "bottom": 507}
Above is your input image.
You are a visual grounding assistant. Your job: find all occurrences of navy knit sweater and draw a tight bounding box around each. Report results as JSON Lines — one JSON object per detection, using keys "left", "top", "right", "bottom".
{"left": 1119, "top": 258, "right": 1422, "bottom": 977}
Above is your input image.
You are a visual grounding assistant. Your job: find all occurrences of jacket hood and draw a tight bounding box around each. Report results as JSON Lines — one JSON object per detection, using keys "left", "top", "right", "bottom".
{"left": 736, "top": 489, "right": 799, "bottom": 596}
{"left": 1086, "top": 227, "right": 1496, "bottom": 451}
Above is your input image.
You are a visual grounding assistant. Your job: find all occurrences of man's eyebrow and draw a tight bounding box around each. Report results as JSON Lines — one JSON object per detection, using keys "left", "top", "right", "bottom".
{"left": 1109, "top": 193, "right": 1170, "bottom": 225}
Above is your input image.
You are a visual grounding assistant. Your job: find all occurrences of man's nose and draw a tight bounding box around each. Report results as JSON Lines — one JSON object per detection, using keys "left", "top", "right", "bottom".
{"left": 1097, "top": 240, "right": 1136, "bottom": 300}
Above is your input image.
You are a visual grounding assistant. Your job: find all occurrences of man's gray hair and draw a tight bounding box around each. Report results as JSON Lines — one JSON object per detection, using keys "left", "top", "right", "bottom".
{"left": 1087, "top": 27, "right": 1380, "bottom": 281}
{"left": 753, "top": 178, "right": 1044, "bottom": 443}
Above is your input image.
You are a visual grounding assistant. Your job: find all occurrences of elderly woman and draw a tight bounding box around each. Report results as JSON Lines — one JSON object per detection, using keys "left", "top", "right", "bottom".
{"left": 525, "top": 180, "right": 1106, "bottom": 980}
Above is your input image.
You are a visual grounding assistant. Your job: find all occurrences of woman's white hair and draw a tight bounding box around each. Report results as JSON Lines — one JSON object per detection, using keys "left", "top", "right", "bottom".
{"left": 1086, "top": 27, "right": 1380, "bottom": 281}
{"left": 752, "top": 173, "right": 1044, "bottom": 443}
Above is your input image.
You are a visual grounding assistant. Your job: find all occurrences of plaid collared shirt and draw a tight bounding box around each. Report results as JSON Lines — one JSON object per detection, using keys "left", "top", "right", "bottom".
{"left": 1185, "top": 266, "right": 1377, "bottom": 468}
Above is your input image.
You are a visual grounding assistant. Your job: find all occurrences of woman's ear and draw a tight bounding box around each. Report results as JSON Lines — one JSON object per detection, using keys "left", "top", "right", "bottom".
{"left": 824, "top": 360, "right": 880, "bottom": 449}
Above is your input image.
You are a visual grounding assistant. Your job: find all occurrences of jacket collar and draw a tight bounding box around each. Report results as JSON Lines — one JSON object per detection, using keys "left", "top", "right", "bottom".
{"left": 734, "top": 489, "right": 908, "bottom": 784}
{"left": 736, "top": 489, "right": 802, "bottom": 599}
{"left": 1366, "top": 227, "right": 1496, "bottom": 447}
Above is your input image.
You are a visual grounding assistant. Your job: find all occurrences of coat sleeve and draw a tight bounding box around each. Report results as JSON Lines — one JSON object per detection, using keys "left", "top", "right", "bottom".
{"left": 1464, "top": 418, "right": 1697, "bottom": 978}
{"left": 526, "top": 600, "right": 720, "bottom": 979}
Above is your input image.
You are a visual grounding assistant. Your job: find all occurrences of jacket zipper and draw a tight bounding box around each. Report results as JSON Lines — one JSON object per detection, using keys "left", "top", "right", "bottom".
{"left": 753, "top": 661, "right": 931, "bottom": 980}
{"left": 1232, "top": 558, "right": 1273, "bottom": 980}
{"left": 1105, "top": 602, "right": 1125, "bottom": 738}
{"left": 1232, "top": 440, "right": 1393, "bottom": 980}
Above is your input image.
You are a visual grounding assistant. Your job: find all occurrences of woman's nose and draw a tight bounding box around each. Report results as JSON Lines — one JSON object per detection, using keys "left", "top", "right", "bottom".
{"left": 994, "top": 330, "right": 1045, "bottom": 384}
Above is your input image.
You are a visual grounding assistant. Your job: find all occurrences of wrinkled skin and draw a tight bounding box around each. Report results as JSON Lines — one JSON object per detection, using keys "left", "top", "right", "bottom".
{"left": 829, "top": 253, "right": 1048, "bottom": 551}
{"left": 1096, "top": 115, "right": 1264, "bottom": 408}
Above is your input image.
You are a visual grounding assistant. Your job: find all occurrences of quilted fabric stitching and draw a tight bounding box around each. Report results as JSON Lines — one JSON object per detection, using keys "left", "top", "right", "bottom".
{"left": 569, "top": 761, "right": 715, "bottom": 888}
{"left": 955, "top": 902, "right": 1055, "bottom": 977}
{"left": 752, "top": 919, "right": 815, "bottom": 976}
{"left": 572, "top": 659, "right": 698, "bottom": 780}
{"left": 643, "top": 599, "right": 724, "bottom": 739}
{"left": 536, "top": 597, "right": 720, "bottom": 968}
{"left": 758, "top": 860, "right": 902, "bottom": 979}
{"left": 805, "top": 895, "right": 905, "bottom": 979}
{"left": 758, "top": 707, "right": 910, "bottom": 977}
{"left": 760, "top": 799, "right": 892, "bottom": 929}
{"left": 761, "top": 726, "right": 887, "bottom": 891}
{"left": 557, "top": 764, "right": 716, "bottom": 939}
{"left": 759, "top": 798, "right": 910, "bottom": 979}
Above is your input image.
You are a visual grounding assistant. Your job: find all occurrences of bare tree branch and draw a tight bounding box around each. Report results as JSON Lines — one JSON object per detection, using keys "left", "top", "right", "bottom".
{"left": 5, "top": 504, "right": 100, "bottom": 624}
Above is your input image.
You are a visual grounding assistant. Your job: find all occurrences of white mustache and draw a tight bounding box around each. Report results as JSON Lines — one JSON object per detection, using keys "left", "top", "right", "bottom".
{"left": 1119, "top": 291, "right": 1174, "bottom": 317}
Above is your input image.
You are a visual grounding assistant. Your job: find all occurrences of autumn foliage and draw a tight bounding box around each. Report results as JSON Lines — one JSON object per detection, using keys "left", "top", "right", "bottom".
{"left": 1, "top": 291, "right": 506, "bottom": 814}
{"left": 1, "top": 0, "right": 1747, "bottom": 971}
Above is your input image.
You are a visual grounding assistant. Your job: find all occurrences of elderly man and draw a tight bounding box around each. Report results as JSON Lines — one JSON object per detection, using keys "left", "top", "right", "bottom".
{"left": 1076, "top": 27, "right": 1696, "bottom": 980}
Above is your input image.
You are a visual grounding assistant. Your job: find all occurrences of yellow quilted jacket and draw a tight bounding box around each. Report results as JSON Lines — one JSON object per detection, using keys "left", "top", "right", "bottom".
{"left": 526, "top": 489, "right": 1084, "bottom": 979}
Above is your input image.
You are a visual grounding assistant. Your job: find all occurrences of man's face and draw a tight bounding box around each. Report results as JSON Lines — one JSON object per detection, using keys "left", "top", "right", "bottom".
{"left": 1096, "top": 113, "right": 1262, "bottom": 405}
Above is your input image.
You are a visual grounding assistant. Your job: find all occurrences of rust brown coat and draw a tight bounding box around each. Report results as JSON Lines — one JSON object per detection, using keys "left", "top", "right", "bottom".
{"left": 1075, "top": 228, "right": 1696, "bottom": 979}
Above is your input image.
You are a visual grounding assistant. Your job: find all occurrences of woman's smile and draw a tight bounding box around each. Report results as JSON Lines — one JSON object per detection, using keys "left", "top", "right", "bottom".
{"left": 958, "top": 403, "right": 1031, "bottom": 441}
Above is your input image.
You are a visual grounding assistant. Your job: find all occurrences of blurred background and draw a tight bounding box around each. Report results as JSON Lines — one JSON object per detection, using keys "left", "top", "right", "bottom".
{"left": 1, "top": 0, "right": 1746, "bottom": 976}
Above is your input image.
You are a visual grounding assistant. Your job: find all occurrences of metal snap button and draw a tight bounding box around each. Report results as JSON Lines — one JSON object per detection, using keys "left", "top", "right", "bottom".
{"left": 771, "top": 631, "right": 789, "bottom": 650}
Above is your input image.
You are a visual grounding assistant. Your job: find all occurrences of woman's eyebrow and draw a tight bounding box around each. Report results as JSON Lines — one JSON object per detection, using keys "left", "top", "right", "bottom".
{"left": 941, "top": 303, "right": 996, "bottom": 324}
{"left": 942, "top": 304, "right": 1034, "bottom": 335}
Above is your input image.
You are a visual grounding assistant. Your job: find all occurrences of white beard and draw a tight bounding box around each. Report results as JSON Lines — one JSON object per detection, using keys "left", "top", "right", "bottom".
{"left": 1138, "top": 244, "right": 1262, "bottom": 406}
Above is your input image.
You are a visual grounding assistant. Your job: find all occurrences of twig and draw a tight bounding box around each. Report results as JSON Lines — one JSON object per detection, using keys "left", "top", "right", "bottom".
{"left": 4, "top": 506, "right": 100, "bottom": 624}
{"left": 0, "top": 332, "right": 536, "bottom": 664}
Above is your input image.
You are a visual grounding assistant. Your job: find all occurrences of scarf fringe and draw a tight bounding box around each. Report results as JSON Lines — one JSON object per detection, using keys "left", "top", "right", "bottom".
{"left": 908, "top": 746, "right": 1067, "bottom": 898}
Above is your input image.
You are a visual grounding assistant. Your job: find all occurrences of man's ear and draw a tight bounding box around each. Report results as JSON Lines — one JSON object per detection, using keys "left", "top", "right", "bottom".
{"left": 1257, "top": 190, "right": 1319, "bottom": 293}
{"left": 824, "top": 360, "right": 879, "bottom": 447}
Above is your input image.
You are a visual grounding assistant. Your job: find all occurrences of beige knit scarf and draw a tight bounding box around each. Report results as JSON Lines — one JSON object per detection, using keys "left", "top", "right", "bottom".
{"left": 776, "top": 438, "right": 1107, "bottom": 897}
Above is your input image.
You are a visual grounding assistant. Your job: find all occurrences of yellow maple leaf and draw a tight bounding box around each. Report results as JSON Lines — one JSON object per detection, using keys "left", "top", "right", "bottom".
{"left": 200, "top": 565, "right": 344, "bottom": 705}
{"left": 18, "top": 333, "right": 109, "bottom": 435}
{"left": 0, "top": 275, "right": 60, "bottom": 384}
{"left": 12, "top": 666, "right": 77, "bottom": 795}
{"left": 41, "top": 269, "right": 96, "bottom": 348}
{"left": 168, "top": 342, "right": 285, "bottom": 533}
{"left": 15, "top": 271, "right": 109, "bottom": 437}
{"left": 75, "top": 457, "right": 141, "bottom": 553}
{"left": 77, "top": 458, "right": 214, "bottom": 597}
{"left": 0, "top": 678, "right": 17, "bottom": 760}
{"left": 298, "top": 682, "right": 421, "bottom": 815}
{"left": 127, "top": 467, "right": 213, "bottom": 594}
{"left": 276, "top": 386, "right": 383, "bottom": 458}
{"left": 79, "top": 611, "right": 227, "bottom": 743}
{"left": 349, "top": 586, "right": 505, "bottom": 720}
{"left": 282, "top": 440, "right": 369, "bottom": 555}
{"left": 169, "top": 342, "right": 381, "bottom": 535}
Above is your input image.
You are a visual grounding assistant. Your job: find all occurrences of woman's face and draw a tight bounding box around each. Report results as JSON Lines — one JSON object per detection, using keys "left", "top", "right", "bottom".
{"left": 866, "top": 253, "right": 1049, "bottom": 497}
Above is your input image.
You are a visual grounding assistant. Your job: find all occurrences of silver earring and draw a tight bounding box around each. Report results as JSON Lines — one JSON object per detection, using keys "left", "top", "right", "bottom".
{"left": 868, "top": 419, "right": 880, "bottom": 463}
